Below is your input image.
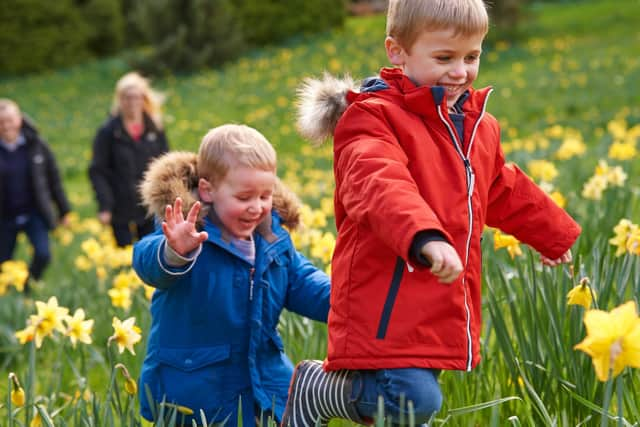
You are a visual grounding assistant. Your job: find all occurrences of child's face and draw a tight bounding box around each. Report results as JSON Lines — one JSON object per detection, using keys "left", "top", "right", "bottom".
{"left": 0, "top": 107, "right": 22, "bottom": 144}
{"left": 386, "top": 28, "right": 484, "bottom": 110}
{"left": 202, "top": 166, "right": 276, "bottom": 240}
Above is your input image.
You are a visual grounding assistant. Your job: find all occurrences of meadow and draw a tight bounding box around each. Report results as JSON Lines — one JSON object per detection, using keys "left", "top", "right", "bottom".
{"left": 1, "top": 0, "right": 640, "bottom": 425}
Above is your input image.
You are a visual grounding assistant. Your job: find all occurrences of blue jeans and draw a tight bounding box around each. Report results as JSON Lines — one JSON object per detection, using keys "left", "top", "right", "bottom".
{"left": 352, "top": 368, "right": 442, "bottom": 426}
{"left": 0, "top": 214, "right": 51, "bottom": 280}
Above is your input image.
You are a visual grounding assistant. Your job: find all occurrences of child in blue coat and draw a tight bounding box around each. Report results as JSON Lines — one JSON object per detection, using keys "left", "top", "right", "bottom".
{"left": 133, "top": 124, "right": 331, "bottom": 425}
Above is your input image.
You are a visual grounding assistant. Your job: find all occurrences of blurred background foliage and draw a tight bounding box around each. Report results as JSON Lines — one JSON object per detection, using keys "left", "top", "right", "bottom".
{"left": 0, "top": 0, "right": 540, "bottom": 75}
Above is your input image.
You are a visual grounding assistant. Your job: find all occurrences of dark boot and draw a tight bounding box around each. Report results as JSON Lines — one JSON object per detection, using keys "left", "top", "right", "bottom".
{"left": 281, "top": 360, "right": 367, "bottom": 427}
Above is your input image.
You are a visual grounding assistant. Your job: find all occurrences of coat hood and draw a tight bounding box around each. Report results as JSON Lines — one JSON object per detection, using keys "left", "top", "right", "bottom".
{"left": 296, "top": 68, "right": 493, "bottom": 146}
{"left": 139, "top": 151, "right": 301, "bottom": 229}
{"left": 296, "top": 72, "right": 358, "bottom": 145}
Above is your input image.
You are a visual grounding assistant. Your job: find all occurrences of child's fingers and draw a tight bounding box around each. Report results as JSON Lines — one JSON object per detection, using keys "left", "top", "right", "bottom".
{"left": 173, "top": 197, "right": 184, "bottom": 222}
{"left": 164, "top": 204, "right": 174, "bottom": 227}
{"left": 196, "top": 230, "right": 208, "bottom": 242}
{"left": 187, "top": 201, "right": 201, "bottom": 224}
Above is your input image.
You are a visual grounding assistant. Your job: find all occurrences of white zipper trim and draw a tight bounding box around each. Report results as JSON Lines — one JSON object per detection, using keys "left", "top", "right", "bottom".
{"left": 436, "top": 90, "right": 492, "bottom": 371}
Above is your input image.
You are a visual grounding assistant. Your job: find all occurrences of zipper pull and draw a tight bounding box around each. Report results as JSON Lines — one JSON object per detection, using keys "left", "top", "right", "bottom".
{"left": 464, "top": 159, "right": 475, "bottom": 195}
{"left": 249, "top": 267, "right": 255, "bottom": 301}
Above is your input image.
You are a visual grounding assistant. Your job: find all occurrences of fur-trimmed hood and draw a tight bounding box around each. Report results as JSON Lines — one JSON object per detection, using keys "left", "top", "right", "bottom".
{"left": 139, "top": 151, "right": 301, "bottom": 230}
{"left": 296, "top": 72, "right": 358, "bottom": 146}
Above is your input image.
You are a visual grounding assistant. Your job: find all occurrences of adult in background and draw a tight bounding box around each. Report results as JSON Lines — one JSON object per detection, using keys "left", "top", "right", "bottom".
{"left": 0, "top": 99, "right": 71, "bottom": 290}
{"left": 89, "top": 71, "right": 169, "bottom": 247}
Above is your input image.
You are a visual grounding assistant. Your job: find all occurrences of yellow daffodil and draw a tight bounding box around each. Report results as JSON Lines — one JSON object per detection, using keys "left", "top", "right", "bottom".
{"left": 15, "top": 324, "right": 35, "bottom": 345}
{"left": 109, "top": 316, "right": 142, "bottom": 355}
{"left": 0, "top": 260, "right": 29, "bottom": 292}
{"left": 581, "top": 174, "right": 607, "bottom": 200}
{"left": 608, "top": 141, "right": 636, "bottom": 161}
{"left": 555, "top": 135, "right": 586, "bottom": 160}
{"left": 609, "top": 219, "right": 638, "bottom": 257}
{"left": 63, "top": 308, "right": 94, "bottom": 347}
{"left": 574, "top": 301, "right": 640, "bottom": 381}
{"left": 143, "top": 284, "right": 156, "bottom": 301}
{"left": 29, "top": 297, "right": 69, "bottom": 348}
{"left": 310, "top": 232, "right": 335, "bottom": 264}
{"left": 493, "top": 230, "right": 523, "bottom": 259}
{"left": 549, "top": 191, "right": 566, "bottom": 208}
{"left": 567, "top": 277, "right": 594, "bottom": 309}
{"left": 527, "top": 159, "right": 559, "bottom": 182}
{"left": 108, "top": 287, "right": 132, "bottom": 310}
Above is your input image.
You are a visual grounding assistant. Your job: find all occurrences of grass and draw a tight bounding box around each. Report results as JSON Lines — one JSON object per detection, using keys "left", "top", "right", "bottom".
{"left": 1, "top": 0, "right": 640, "bottom": 425}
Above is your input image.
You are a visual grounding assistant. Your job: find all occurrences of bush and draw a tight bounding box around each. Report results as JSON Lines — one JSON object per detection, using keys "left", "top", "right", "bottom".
{"left": 236, "top": 0, "right": 347, "bottom": 46}
{"left": 79, "top": 0, "right": 125, "bottom": 57}
{"left": 0, "top": 0, "right": 90, "bottom": 74}
{"left": 486, "top": 0, "right": 532, "bottom": 42}
{"left": 129, "top": 0, "right": 243, "bottom": 74}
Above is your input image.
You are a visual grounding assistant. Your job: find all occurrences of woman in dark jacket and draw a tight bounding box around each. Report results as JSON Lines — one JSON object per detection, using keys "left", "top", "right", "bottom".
{"left": 89, "top": 72, "right": 169, "bottom": 247}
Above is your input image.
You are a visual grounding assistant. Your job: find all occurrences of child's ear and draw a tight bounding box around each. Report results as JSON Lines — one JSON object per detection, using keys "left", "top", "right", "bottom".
{"left": 198, "top": 178, "right": 213, "bottom": 203}
{"left": 385, "top": 36, "right": 405, "bottom": 66}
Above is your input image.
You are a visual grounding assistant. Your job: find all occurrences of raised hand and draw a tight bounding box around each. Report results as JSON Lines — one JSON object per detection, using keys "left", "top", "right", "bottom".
{"left": 161, "top": 197, "right": 208, "bottom": 256}
{"left": 421, "top": 240, "right": 464, "bottom": 284}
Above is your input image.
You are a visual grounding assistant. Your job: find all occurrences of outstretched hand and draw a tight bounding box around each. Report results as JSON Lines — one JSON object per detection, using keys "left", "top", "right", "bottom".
{"left": 540, "top": 249, "right": 572, "bottom": 267}
{"left": 421, "top": 241, "right": 463, "bottom": 284}
{"left": 162, "top": 197, "right": 208, "bottom": 256}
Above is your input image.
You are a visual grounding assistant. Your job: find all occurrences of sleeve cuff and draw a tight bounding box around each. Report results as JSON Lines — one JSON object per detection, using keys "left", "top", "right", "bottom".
{"left": 410, "top": 230, "right": 448, "bottom": 267}
{"left": 163, "top": 241, "right": 202, "bottom": 267}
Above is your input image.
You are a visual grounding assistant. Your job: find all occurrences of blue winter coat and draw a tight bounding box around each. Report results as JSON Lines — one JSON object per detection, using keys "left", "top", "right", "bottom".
{"left": 133, "top": 212, "right": 330, "bottom": 425}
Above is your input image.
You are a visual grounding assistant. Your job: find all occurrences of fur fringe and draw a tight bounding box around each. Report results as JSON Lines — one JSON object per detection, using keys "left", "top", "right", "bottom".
{"left": 296, "top": 73, "right": 357, "bottom": 145}
{"left": 139, "top": 151, "right": 301, "bottom": 230}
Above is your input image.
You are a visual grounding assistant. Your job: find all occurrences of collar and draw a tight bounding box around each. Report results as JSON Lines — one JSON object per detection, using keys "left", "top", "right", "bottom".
{"left": 0, "top": 133, "right": 26, "bottom": 152}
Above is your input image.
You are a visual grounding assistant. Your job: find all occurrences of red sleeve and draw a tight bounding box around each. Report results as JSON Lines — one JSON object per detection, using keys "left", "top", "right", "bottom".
{"left": 486, "top": 147, "right": 581, "bottom": 259}
{"left": 333, "top": 102, "right": 453, "bottom": 260}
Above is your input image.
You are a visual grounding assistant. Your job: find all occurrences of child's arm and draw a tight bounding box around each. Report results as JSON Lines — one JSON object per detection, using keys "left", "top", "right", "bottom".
{"left": 161, "top": 197, "right": 208, "bottom": 256}
{"left": 285, "top": 250, "right": 331, "bottom": 322}
{"left": 420, "top": 241, "right": 463, "bottom": 284}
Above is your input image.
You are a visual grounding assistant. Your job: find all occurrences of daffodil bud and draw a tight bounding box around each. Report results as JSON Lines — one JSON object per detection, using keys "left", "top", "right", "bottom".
{"left": 11, "top": 387, "right": 25, "bottom": 406}
{"left": 124, "top": 378, "right": 137, "bottom": 395}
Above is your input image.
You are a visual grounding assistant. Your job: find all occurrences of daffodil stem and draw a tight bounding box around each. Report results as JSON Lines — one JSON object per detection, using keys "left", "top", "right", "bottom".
{"left": 616, "top": 373, "right": 624, "bottom": 427}
{"left": 26, "top": 340, "right": 36, "bottom": 426}
{"left": 601, "top": 373, "right": 615, "bottom": 427}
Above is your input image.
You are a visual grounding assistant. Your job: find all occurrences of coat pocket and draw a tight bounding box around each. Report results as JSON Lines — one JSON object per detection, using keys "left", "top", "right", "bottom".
{"left": 154, "top": 344, "right": 241, "bottom": 414}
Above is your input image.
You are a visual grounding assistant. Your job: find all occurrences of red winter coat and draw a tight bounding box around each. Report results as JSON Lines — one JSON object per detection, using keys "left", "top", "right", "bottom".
{"left": 322, "top": 68, "right": 581, "bottom": 372}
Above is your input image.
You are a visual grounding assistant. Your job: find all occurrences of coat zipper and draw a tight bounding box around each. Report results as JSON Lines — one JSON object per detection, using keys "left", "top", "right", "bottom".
{"left": 436, "top": 91, "right": 492, "bottom": 371}
{"left": 249, "top": 267, "right": 255, "bottom": 301}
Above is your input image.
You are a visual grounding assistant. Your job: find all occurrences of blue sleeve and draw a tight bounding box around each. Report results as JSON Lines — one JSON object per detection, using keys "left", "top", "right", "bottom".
{"left": 132, "top": 230, "right": 196, "bottom": 289}
{"left": 284, "top": 250, "right": 331, "bottom": 323}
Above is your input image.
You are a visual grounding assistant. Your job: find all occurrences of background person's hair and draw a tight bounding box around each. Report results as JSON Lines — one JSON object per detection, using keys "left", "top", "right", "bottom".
{"left": 0, "top": 98, "right": 21, "bottom": 116}
{"left": 197, "top": 124, "right": 277, "bottom": 186}
{"left": 386, "top": 0, "right": 489, "bottom": 53}
{"left": 111, "top": 71, "right": 165, "bottom": 128}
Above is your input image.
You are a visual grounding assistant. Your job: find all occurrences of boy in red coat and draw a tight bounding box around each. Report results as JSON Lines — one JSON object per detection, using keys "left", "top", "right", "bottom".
{"left": 282, "top": 0, "right": 581, "bottom": 426}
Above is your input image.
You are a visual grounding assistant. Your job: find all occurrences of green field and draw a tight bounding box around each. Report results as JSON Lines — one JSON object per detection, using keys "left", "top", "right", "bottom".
{"left": 1, "top": 0, "right": 640, "bottom": 425}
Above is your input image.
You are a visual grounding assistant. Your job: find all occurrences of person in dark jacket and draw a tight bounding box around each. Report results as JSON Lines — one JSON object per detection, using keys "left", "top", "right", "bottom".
{"left": 0, "top": 99, "right": 71, "bottom": 289}
{"left": 89, "top": 71, "right": 169, "bottom": 247}
{"left": 133, "top": 124, "right": 331, "bottom": 426}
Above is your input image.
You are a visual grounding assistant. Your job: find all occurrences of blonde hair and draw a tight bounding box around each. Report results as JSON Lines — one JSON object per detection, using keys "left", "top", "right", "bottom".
{"left": 0, "top": 98, "right": 21, "bottom": 116}
{"left": 111, "top": 71, "right": 164, "bottom": 128}
{"left": 386, "top": 0, "right": 489, "bottom": 52}
{"left": 197, "top": 124, "right": 277, "bottom": 186}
